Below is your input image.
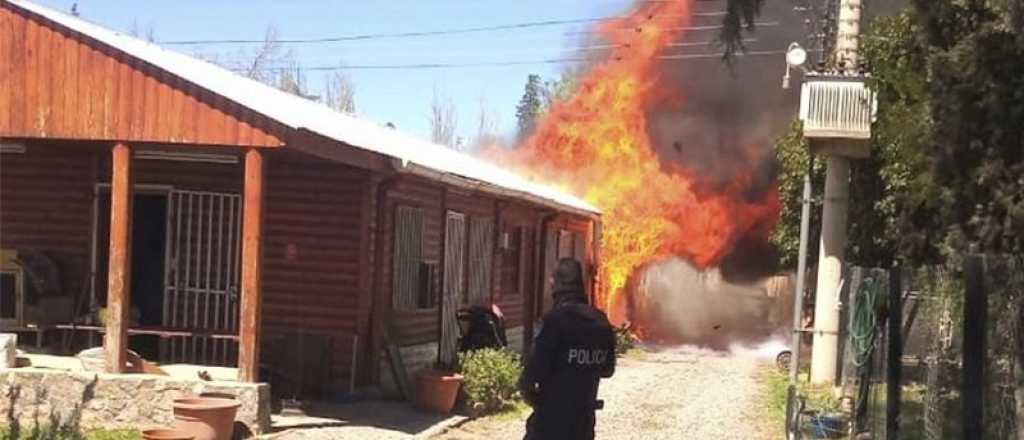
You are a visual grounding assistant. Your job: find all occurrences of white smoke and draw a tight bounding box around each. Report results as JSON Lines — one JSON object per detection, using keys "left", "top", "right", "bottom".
{"left": 632, "top": 257, "right": 792, "bottom": 349}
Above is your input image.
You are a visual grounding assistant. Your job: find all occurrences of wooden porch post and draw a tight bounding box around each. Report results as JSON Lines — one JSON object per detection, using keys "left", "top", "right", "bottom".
{"left": 238, "top": 149, "right": 265, "bottom": 383}
{"left": 105, "top": 142, "right": 133, "bottom": 373}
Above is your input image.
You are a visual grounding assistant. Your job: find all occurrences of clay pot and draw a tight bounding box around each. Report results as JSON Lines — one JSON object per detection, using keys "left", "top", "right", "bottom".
{"left": 140, "top": 428, "right": 194, "bottom": 440}
{"left": 414, "top": 370, "right": 463, "bottom": 414}
{"left": 172, "top": 397, "right": 241, "bottom": 440}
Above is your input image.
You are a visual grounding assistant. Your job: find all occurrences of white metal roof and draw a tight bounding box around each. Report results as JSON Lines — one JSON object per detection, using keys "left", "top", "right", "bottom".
{"left": 9, "top": 0, "right": 599, "bottom": 216}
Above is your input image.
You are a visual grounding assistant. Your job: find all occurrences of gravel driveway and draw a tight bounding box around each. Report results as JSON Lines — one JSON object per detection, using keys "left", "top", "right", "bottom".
{"left": 433, "top": 345, "right": 781, "bottom": 440}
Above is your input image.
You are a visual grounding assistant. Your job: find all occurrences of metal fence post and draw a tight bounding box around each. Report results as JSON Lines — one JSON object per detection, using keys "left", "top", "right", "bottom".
{"left": 963, "top": 256, "right": 986, "bottom": 440}
{"left": 887, "top": 264, "right": 902, "bottom": 439}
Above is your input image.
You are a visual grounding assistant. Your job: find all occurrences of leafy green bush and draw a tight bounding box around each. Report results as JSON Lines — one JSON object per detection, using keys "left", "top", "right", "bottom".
{"left": 0, "top": 426, "right": 140, "bottom": 440}
{"left": 456, "top": 348, "right": 523, "bottom": 414}
{"left": 615, "top": 325, "right": 636, "bottom": 356}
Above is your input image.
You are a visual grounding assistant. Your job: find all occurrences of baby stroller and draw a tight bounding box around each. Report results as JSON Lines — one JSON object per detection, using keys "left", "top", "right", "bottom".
{"left": 457, "top": 304, "right": 508, "bottom": 352}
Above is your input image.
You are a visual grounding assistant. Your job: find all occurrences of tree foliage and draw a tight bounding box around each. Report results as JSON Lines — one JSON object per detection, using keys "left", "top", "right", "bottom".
{"left": 908, "top": 0, "right": 1024, "bottom": 258}
{"left": 773, "top": 3, "right": 1024, "bottom": 267}
{"left": 720, "top": 0, "right": 766, "bottom": 60}
{"left": 515, "top": 74, "right": 545, "bottom": 141}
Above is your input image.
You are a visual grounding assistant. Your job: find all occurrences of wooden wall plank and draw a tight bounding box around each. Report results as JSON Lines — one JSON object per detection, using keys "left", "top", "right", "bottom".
{"left": 62, "top": 27, "right": 79, "bottom": 137}
{"left": 0, "top": 8, "right": 14, "bottom": 134}
{"left": 23, "top": 13, "right": 39, "bottom": 135}
{"left": 115, "top": 52, "right": 132, "bottom": 140}
{"left": 43, "top": 23, "right": 62, "bottom": 136}
{"left": 101, "top": 49, "right": 116, "bottom": 139}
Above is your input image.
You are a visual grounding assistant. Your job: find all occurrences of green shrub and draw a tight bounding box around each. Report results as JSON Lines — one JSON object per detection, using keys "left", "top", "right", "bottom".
{"left": 456, "top": 348, "right": 523, "bottom": 414}
{"left": 615, "top": 325, "right": 636, "bottom": 356}
{"left": 0, "top": 426, "right": 140, "bottom": 440}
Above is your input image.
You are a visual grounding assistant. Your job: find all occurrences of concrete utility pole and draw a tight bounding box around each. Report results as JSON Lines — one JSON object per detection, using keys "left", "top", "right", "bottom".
{"left": 809, "top": 0, "right": 863, "bottom": 385}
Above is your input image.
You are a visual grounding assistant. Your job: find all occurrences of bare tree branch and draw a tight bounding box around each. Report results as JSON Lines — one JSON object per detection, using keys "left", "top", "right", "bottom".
{"left": 128, "top": 18, "right": 157, "bottom": 43}
{"left": 324, "top": 68, "right": 356, "bottom": 114}
{"left": 429, "top": 88, "right": 459, "bottom": 149}
{"left": 474, "top": 96, "right": 501, "bottom": 149}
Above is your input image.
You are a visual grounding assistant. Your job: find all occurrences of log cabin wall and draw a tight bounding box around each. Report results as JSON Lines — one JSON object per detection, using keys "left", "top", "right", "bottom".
{"left": 260, "top": 149, "right": 374, "bottom": 389}
{"left": 380, "top": 177, "right": 444, "bottom": 347}
{"left": 494, "top": 203, "right": 539, "bottom": 331}
{"left": 0, "top": 141, "right": 96, "bottom": 324}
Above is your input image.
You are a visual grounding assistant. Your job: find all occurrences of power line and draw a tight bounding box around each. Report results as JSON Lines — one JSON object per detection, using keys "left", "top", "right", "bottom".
{"left": 197, "top": 38, "right": 759, "bottom": 64}
{"left": 158, "top": 12, "right": 733, "bottom": 46}
{"left": 228, "top": 48, "right": 814, "bottom": 72}
{"left": 563, "top": 20, "right": 780, "bottom": 35}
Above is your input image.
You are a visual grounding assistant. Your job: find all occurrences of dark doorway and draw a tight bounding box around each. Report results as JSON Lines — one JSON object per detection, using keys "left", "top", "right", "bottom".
{"left": 95, "top": 191, "right": 168, "bottom": 360}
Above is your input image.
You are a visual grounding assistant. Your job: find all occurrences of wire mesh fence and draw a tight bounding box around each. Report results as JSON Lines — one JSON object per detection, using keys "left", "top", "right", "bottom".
{"left": 837, "top": 255, "right": 1022, "bottom": 440}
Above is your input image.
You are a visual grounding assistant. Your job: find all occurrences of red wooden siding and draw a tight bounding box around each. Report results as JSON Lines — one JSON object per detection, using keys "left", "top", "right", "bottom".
{"left": 1, "top": 4, "right": 285, "bottom": 147}
{"left": 0, "top": 143, "right": 95, "bottom": 306}
{"left": 494, "top": 204, "right": 538, "bottom": 329}
{"left": 97, "top": 153, "right": 243, "bottom": 192}
{"left": 261, "top": 151, "right": 372, "bottom": 385}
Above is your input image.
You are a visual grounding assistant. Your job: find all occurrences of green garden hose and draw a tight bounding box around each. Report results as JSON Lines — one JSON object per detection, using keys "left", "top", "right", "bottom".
{"left": 849, "top": 276, "right": 883, "bottom": 368}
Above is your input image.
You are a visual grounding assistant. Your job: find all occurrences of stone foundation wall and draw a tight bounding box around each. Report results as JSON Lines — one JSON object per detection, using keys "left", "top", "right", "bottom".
{"left": 378, "top": 341, "right": 438, "bottom": 397}
{"left": 0, "top": 369, "right": 271, "bottom": 434}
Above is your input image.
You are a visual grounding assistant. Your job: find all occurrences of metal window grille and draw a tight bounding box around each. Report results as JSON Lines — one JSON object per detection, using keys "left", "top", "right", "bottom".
{"left": 164, "top": 190, "right": 241, "bottom": 366}
{"left": 467, "top": 217, "right": 494, "bottom": 305}
{"left": 440, "top": 212, "right": 467, "bottom": 365}
{"left": 392, "top": 206, "right": 424, "bottom": 310}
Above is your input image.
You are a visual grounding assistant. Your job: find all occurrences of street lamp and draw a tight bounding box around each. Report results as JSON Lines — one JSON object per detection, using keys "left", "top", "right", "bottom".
{"left": 782, "top": 42, "right": 807, "bottom": 89}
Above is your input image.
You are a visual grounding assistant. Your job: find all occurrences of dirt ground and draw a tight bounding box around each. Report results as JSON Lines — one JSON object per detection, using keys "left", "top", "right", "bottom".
{"left": 433, "top": 345, "right": 782, "bottom": 440}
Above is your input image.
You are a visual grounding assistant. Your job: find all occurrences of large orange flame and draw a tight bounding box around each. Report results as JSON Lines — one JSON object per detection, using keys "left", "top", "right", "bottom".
{"left": 494, "top": 0, "right": 779, "bottom": 323}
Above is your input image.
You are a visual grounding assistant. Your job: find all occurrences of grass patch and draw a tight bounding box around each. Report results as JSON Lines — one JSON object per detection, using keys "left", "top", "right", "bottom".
{"left": 759, "top": 366, "right": 843, "bottom": 437}
{"left": 490, "top": 400, "right": 531, "bottom": 422}
{"left": 0, "top": 427, "right": 140, "bottom": 440}
{"left": 622, "top": 347, "right": 649, "bottom": 361}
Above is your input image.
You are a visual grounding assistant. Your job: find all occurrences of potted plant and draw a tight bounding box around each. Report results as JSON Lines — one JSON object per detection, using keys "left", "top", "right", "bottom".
{"left": 414, "top": 362, "right": 463, "bottom": 414}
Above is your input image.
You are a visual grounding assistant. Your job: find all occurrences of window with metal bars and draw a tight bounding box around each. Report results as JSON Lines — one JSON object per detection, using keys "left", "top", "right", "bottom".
{"left": 393, "top": 205, "right": 428, "bottom": 310}
{"left": 466, "top": 217, "right": 494, "bottom": 305}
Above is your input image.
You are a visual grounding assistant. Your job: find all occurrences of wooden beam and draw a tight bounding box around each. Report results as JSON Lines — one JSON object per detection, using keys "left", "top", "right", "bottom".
{"left": 238, "top": 148, "right": 265, "bottom": 383}
{"left": 104, "top": 142, "right": 133, "bottom": 373}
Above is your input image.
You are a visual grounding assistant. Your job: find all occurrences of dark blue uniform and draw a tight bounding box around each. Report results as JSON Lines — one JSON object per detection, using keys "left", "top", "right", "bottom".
{"left": 519, "top": 259, "right": 616, "bottom": 440}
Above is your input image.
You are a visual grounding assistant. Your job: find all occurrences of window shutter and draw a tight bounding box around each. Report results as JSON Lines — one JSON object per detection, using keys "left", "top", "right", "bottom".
{"left": 393, "top": 206, "right": 424, "bottom": 310}
{"left": 467, "top": 217, "right": 494, "bottom": 305}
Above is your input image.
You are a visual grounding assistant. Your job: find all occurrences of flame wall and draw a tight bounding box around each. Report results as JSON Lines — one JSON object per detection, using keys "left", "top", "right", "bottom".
{"left": 493, "top": 0, "right": 783, "bottom": 324}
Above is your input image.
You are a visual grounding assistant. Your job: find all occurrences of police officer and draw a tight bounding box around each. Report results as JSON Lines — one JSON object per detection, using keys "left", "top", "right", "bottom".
{"left": 519, "top": 258, "right": 616, "bottom": 440}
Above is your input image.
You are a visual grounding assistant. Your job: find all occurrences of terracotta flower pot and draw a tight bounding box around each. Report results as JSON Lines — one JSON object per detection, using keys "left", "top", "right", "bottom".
{"left": 414, "top": 370, "right": 463, "bottom": 414}
{"left": 141, "top": 428, "right": 194, "bottom": 440}
{"left": 172, "top": 397, "right": 241, "bottom": 440}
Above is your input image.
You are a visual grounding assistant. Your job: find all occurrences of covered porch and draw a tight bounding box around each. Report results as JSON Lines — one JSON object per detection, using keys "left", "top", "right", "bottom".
{"left": 2, "top": 139, "right": 271, "bottom": 382}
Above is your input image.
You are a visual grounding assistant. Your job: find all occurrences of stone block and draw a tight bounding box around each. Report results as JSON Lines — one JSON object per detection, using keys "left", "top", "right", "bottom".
{"left": 0, "top": 369, "right": 271, "bottom": 434}
{"left": 0, "top": 333, "right": 16, "bottom": 368}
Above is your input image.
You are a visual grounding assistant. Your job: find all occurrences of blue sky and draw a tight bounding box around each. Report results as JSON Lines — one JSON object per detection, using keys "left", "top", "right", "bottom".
{"left": 33, "top": 0, "right": 634, "bottom": 142}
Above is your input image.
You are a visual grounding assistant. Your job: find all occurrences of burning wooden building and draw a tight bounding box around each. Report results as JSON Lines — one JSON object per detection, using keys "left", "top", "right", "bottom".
{"left": 0, "top": 0, "right": 600, "bottom": 408}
